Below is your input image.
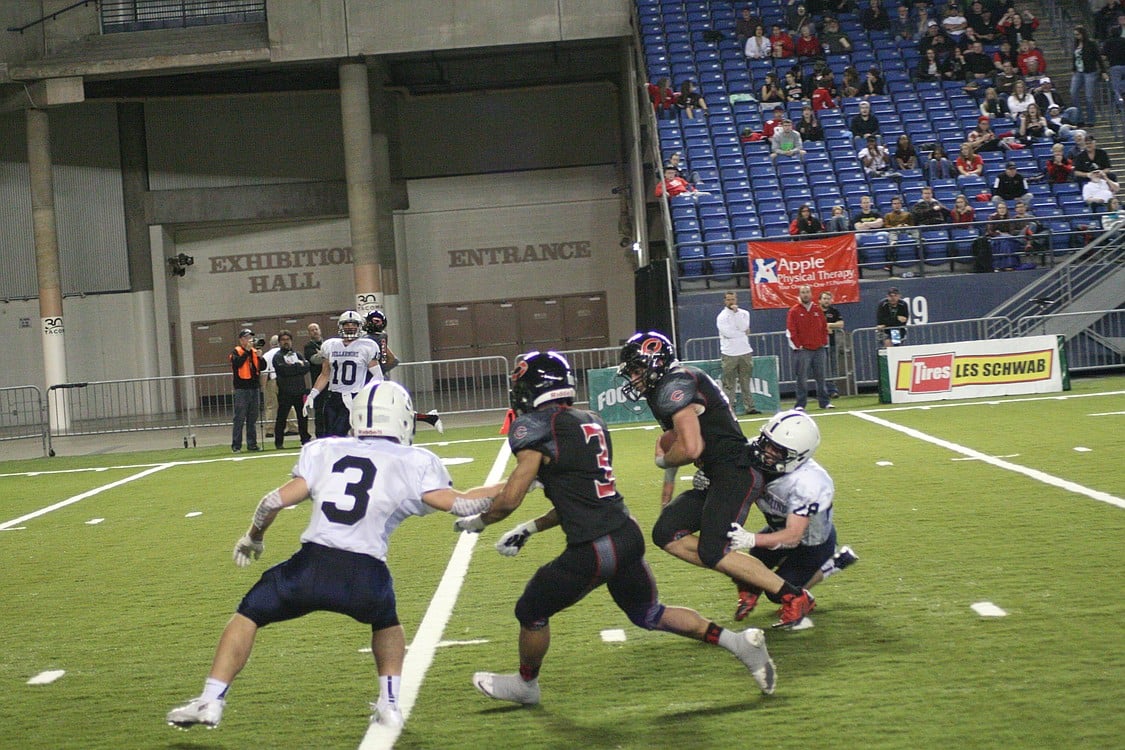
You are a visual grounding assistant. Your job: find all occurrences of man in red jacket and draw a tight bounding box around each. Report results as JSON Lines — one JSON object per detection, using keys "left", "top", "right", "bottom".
{"left": 786, "top": 285, "right": 834, "bottom": 411}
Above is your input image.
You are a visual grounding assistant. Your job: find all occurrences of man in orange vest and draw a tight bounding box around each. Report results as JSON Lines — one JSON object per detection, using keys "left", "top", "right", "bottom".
{"left": 230, "top": 328, "right": 263, "bottom": 453}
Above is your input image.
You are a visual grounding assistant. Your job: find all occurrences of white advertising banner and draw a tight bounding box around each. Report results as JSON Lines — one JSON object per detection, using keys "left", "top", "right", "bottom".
{"left": 880, "top": 335, "right": 1068, "bottom": 404}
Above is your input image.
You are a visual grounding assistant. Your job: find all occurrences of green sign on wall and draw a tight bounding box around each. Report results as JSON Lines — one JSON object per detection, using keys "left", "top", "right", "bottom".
{"left": 587, "top": 356, "right": 780, "bottom": 425}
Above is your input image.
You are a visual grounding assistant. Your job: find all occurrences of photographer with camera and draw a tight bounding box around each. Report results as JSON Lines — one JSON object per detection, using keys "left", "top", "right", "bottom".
{"left": 229, "top": 328, "right": 263, "bottom": 452}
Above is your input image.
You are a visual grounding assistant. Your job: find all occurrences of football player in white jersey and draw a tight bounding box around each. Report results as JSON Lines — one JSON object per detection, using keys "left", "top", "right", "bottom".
{"left": 725, "top": 410, "right": 858, "bottom": 627}
{"left": 304, "top": 310, "right": 383, "bottom": 437}
{"left": 167, "top": 381, "right": 501, "bottom": 732}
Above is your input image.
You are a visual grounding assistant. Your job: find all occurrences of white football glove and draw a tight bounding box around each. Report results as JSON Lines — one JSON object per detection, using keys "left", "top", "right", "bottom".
{"left": 454, "top": 514, "right": 487, "bottom": 534}
{"left": 727, "top": 523, "right": 756, "bottom": 552}
{"left": 495, "top": 520, "right": 538, "bottom": 556}
{"left": 692, "top": 470, "right": 710, "bottom": 490}
{"left": 233, "top": 534, "right": 264, "bottom": 567}
{"left": 302, "top": 388, "right": 318, "bottom": 418}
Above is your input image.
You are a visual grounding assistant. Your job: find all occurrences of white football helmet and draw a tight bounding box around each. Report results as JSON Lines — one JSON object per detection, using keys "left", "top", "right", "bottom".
{"left": 338, "top": 310, "right": 363, "bottom": 340}
{"left": 351, "top": 381, "right": 416, "bottom": 445}
{"left": 749, "top": 409, "right": 820, "bottom": 473}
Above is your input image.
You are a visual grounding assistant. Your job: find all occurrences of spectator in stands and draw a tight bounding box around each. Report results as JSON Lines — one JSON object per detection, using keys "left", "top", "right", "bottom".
{"left": 795, "top": 24, "right": 824, "bottom": 61}
{"left": 1103, "top": 16, "right": 1125, "bottom": 99}
{"left": 1044, "top": 143, "right": 1074, "bottom": 184}
{"left": 924, "top": 143, "right": 957, "bottom": 180}
{"left": 655, "top": 167, "right": 708, "bottom": 199}
{"left": 967, "top": 115, "right": 1005, "bottom": 153}
{"left": 987, "top": 202, "right": 1021, "bottom": 270}
{"left": 1016, "top": 39, "right": 1047, "bottom": 77}
{"left": 1017, "top": 102, "right": 1053, "bottom": 144}
{"left": 1100, "top": 197, "right": 1124, "bottom": 231}
{"left": 890, "top": 4, "right": 914, "bottom": 43}
{"left": 918, "top": 20, "right": 955, "bottom": 59}
{"left": 911, "top": 185, "right": 950, "bottom": 225}
{"left": 648, "top": 77, "right": 677, "bottom": 120}
{"left": 1067, "top": 130, "right": 1088, "bottom": 163}
{"left": 1095, "top": 1, "right": 1125, "bottom": 41}
{"left": 979, "top": 86, "right": 1007, "bottom": 118}
{"left": 770, "top": 25, "right": 795, "bottom": 59}
{"left": 956, "top": 140, "right": 985, "bottom": 177}
{"left": 967, "top": 2, "right": 999, "bottom": 45}
{"left": 914, "top": 47, "right": 943, "bottom": 82}
{"left": 821, "top": 16, "right": 853, "bottom": 54}
{"left": 745, "top": 25, "right": 772, "bottom": 59}
{"left": 822, "top": 0, "right": 855, "bottom": 16}
{"left": 806, "top": 60, "right": 837, "bottom": 98}
{"left": 786, "top": 3, "right": 812, "bottom": 38}
{"left": 1044, "top": 106, "right": 1075, "bottom": 143}
{"left": 824, "top": 204, "right": 851, "bottom": 234}
{"left": 1021, "top": 51, "right": 1044, "bottom": 84}
{"left": 992, "top": 43, "right": 1019, "bottom": 78}
{"left": 1006, "top": 78, "right": 1034, "bottom": 120}
{"left": 676, "top": 80, "right": 708, "bottom": 120}
{"left": 789, "top": 204, "right": 825, "bottom": 235}
{"left": 1012, "top": 200, "right": 1047, "bottom": 262}
{"left": 858, "top": 66, "right": 886, "bottom": 98}
{"left": 1070, "top": 26, "right": 1107, "bottom": 127}
{"left": 853, "top": 195, "right": 885, "bottom": 230}
{"left": 795, "top": 104, "right": 825, "bottom": 142}
{"left": 883, "top": 196, "right": 914, "bottom": 257}
{"left": 1073, "top": 133, "right": 1114, "bottom": 182}
{"left": 760, "top": 74, "right": 786, "bottom": 105}
{"left": 1033, "top": 77, "right": 1080, "bottom": 129}
{"left": 962, "top": 40, "right": 996, "bottom": 84}
{"left": 665, "top": 151, "right": 701, "bottom": 185}
{"left": 997, "top": 7, "right": 1036, "bottom": 49}
{"left": 1082, "top": 169, "right": 1120, "bottom": 211}
{"left": 861, "top": 0, "right": 891, "bottom": 32}
{"left": 913, "top": 7, "right": 933, "bottom": 42}
{"left": 991, "top": 162, "right": 1033, "bottom": 208}
{"left": 875, "top": 287, "right": 909, "bottom": 347}
{"left": 840, "top": 66, "right": 861, "bottom": 99}
{"left": 950, "top": 194, "right": 976, "bottom": 223}
{"left": 771, "top": 119, "right": 806, "bottom": 162}
{"left": 859, "top": 135, "right": 893, "bottom": 176}
{"left": 736, "top": 7, "right": 765, "bottom": 46}
{"left": 784, "top": 70, "right": 806, "bottom": 102}
{"left": 941, "top": 3, "right": 969, "bottom": 41}
{"left": 893, "top": 134, "right": 919, "bottom": 171}
{"left": 763, "top": 104, "right": 787, "bottom": 138}
{"left": 850, "top": 100, "right": 881, "bottom": 141}
{"left": 942, "top": 46, "right": 968, "bottom": 82}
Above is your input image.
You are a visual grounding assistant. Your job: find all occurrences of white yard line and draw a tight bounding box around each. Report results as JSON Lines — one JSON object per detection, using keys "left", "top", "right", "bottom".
{"left": 358, "top": 441, "right": 513, "bottom": 750}
{"left": 0, "top": 464, "right": 173, "bottom": 530}
{"left": 851, "top": 411, "right": 1125, "bottom": 510}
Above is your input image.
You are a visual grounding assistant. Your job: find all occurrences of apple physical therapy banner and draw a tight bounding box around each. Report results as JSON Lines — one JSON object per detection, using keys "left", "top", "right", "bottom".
{"left": 878, "top": 335, "right": 1070, "bottom": 404}
{"left": 747, "top": 234, "right": 860, "bottom": 309}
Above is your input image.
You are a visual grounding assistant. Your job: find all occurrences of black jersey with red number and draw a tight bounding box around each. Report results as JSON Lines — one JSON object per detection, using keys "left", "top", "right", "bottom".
{"left": 647, "top": 364, "right": 746, "bottom": 472}
{"left": 508, "top": 405, "right": 629, "bottom": 545}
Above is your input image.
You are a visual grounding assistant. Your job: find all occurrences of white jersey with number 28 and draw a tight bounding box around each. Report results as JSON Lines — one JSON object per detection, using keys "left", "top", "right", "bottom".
{"left": 295, "top": 436, "right": 453, "bottom": 561}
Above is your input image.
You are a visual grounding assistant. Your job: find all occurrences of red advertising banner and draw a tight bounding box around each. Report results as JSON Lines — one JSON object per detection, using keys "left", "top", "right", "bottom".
{"left": 747, "top": 234, "right": 860, "bottom": 309}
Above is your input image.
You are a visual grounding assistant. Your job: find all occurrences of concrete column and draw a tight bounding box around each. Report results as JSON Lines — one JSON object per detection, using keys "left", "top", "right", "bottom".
{"left": 26, "top": 107, "right": 69, "bottom": 429}
{"left": 339, "top": 59, "right": 382, "bottom": 313}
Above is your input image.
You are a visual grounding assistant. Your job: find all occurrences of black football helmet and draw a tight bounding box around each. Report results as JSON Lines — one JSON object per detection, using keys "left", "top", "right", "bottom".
{"left": 617, "top": 331, "right": 676, "bottom": 402}
{"left": 364, "top": 309, "right": 387, "bottom": 335}
{"left": 510, "top": 351, "right": 576, "bottom": 414}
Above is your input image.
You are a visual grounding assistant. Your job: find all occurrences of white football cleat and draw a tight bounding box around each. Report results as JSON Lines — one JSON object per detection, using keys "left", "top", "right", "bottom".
{"left": 731, "top": 628, "right": 777, "bottom": 695}
{"left": 472, "top": 672, "right": 540, "bottom": 705}
{"left": 370, "top": 702, "right": 403, "bottom": 729}
{"left": 166, "top": 697, "right": 224, "bottom": 729}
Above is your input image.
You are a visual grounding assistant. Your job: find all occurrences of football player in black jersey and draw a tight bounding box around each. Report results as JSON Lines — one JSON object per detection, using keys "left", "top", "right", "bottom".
{"left": 453, "top": 351, "right": 776, "bottom": 705}
{"left": 617, "top": 331, "right": 816, "bottom": 629}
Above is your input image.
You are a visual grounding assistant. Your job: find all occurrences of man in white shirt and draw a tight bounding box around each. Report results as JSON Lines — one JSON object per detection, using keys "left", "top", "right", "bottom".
{"left": 716, "top": 292, "right": 760, "bottom": 415}
{"left": 166, "top": 381, "right": 502, "bottom": 732}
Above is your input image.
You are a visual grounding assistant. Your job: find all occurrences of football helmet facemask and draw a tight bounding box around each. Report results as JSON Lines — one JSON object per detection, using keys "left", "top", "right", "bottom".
{"left": 510, "top": 351, "right": 576, "bottom": 414}
{"left": 749, "top": 409, "right": 821, "bottom": 473}
{"left": 351, "top": 381, "right": 416, "bottom": 445}
{"left": 338, "top": 310, "right": 363, "bottom": 340}
{"left": 616, "top": 331, "right": 677, "bottom": 402}
{"left": 364, "top": 309, "right": 387, "bottom": 335}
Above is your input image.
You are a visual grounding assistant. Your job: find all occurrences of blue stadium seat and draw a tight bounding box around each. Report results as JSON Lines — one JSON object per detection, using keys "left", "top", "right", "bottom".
{"left": 920, "top": 228, "right": 951, "bottom": 266}
{"left": 678, "top": 244, "right": 706, "bottom": 278}
{"left": 948, "top": 227, "right": 979, "bottom": 263}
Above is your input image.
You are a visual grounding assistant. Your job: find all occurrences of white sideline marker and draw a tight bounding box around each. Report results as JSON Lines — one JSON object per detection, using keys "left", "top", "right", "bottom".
{"left": 971, "top": 602, "right": 1008, "bottom": 618}
{"left": 27, "top": 670, "right": 66, "bottom": 685}
{"left": 875, "top": 460, "right": 894, "bottom": 466}
{"left": 1073, "top": 446, "right": 1092, "bottom": 452}
{"left": 85, "top": 518, "right": 105, "bottom": 525}
{"left": 184, "top": 511, "right": 203, "bottom": 518}
{"left": 0, "top": 464, "right": 173, "bottom": 531}
{"left": 440, "top": 457, "right": 474, "bottom": 466}
{"left": 601, "top": 629, "right": 628, "bottom": 643}
{"left": 358, "top": 441, "right": 513, "bottom": 750}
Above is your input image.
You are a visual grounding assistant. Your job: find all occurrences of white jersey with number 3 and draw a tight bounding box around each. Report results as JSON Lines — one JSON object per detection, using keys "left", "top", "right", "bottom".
{"left": 319, "top": 337, "right": 383, "bottom": 396}
{"left": 294, "top": 436, "right": 453, "bottom": 560}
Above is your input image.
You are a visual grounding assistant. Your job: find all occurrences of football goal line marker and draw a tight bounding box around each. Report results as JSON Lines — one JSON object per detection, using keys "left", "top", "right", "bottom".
{"left": 851, "top": 412, "right": 1125, "bottom": 510}
{"left": 359, "top": 441, "right": 513, "bottom": 750}
{"left": 0, "top": 463, "right": 174, "bottom": 530}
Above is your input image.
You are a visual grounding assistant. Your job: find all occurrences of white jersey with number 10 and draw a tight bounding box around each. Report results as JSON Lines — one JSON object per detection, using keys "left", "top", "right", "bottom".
{"left": 319, "top": 337, "right": 383, "bottom": 395}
